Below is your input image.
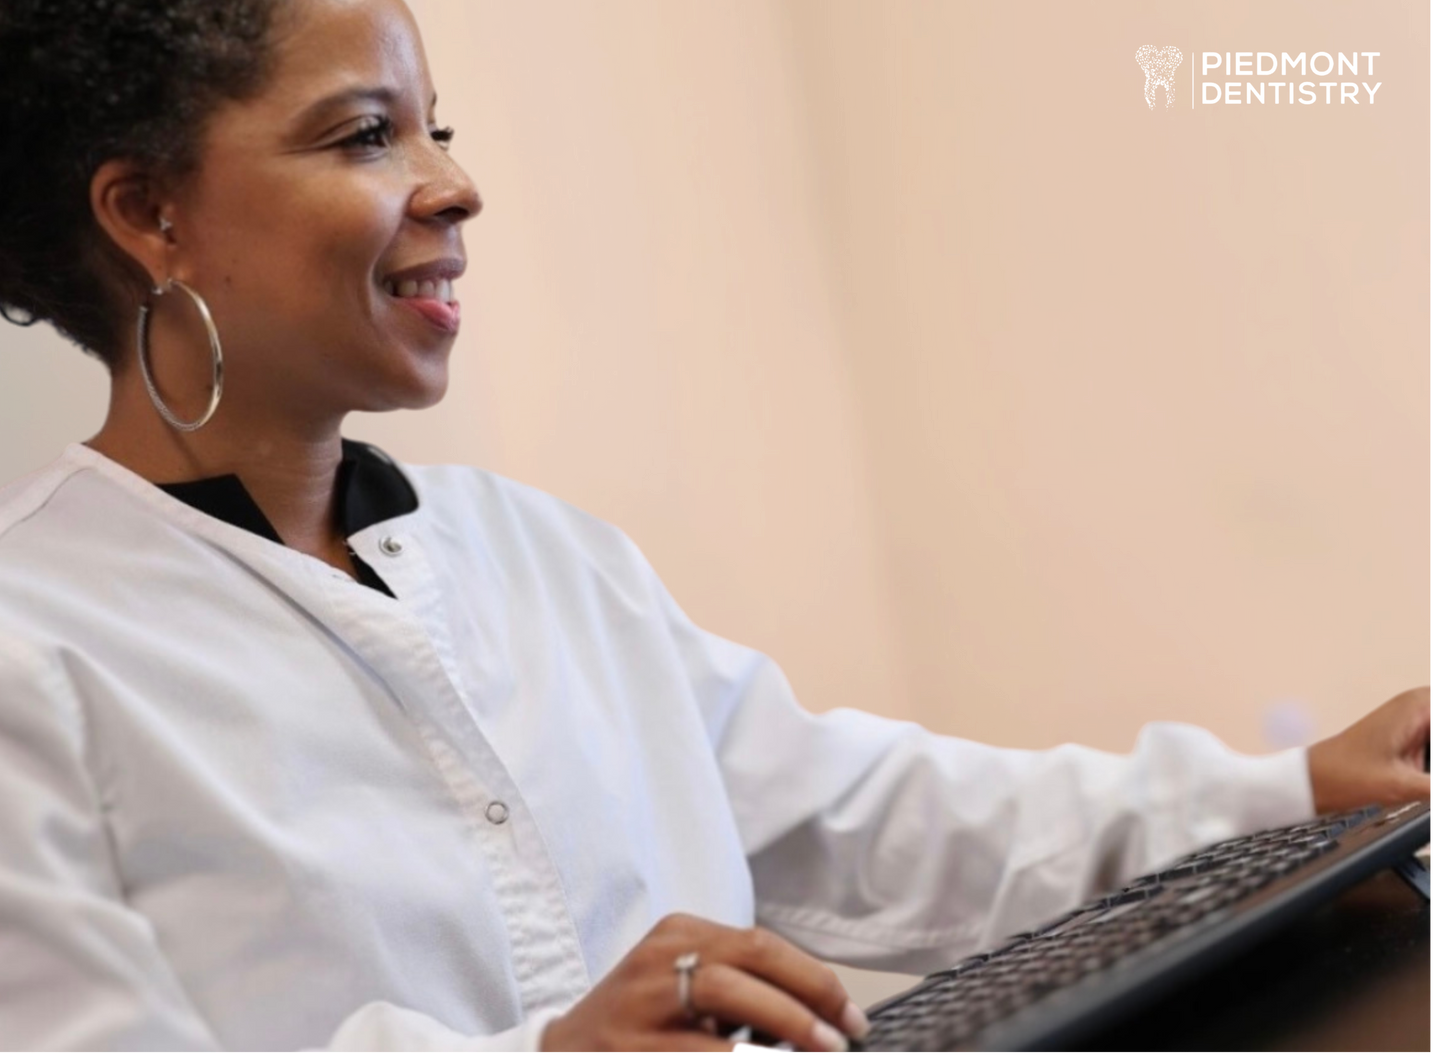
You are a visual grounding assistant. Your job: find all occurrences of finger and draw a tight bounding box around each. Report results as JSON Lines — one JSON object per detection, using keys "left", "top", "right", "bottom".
{"left": 1396, "top": 717, "right": 1430, "bottom": 772}
{"left": 1398, "top": 770, "right": 1431, "bottom": 804}
{"left": 686, "top": 960, "right": 850, "bottom": 1052}
{"left": 711, "top": 927, "right": 860, "bottom": 1040}
{"left": 1399, "top": 695, "right": 1431, "bottom": 744}
{"left": 642, "top": 1030, "right": 735, "bottom": 1051}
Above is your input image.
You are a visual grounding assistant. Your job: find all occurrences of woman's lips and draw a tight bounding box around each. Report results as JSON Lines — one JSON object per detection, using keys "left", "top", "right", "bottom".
{"left": 390, "top": 294, "right": 461, "bottom": 334}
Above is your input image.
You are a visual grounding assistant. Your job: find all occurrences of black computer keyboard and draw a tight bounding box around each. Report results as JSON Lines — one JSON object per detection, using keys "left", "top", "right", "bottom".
{"left": 856, "top": 801, "right": 1430, "bottom": 1051}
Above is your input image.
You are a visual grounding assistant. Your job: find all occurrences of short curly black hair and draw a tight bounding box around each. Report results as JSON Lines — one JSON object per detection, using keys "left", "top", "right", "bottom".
{"left": 0, "top": 0, "right": 284, "bottom": 368}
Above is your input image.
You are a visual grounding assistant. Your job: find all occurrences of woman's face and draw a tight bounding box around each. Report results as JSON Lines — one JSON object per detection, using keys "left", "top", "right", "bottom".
{"left": 165, "top": 0, "right": 481, "bottom": 421}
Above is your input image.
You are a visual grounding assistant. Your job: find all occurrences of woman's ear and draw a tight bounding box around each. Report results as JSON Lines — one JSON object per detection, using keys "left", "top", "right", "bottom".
{"left": 89, "top": 159, "right": 174, "bottom": 295}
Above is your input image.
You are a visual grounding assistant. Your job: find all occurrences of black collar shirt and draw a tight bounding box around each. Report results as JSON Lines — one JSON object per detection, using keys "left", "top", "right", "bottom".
{"left": 156, "top": 439, "right": 418, "bottom": 599}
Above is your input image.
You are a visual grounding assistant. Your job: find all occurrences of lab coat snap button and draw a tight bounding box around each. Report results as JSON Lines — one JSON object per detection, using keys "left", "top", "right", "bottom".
{"left": 485, "top": 801, "right": 510, "bottom": 825}
{"left": 379, "top": 535, "right": 404, "bottom": 556}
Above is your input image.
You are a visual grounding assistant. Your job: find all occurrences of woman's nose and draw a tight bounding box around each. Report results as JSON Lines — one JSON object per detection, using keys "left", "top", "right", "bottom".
{"left": 414, "top": 154, "right": 482, "bottom": 225}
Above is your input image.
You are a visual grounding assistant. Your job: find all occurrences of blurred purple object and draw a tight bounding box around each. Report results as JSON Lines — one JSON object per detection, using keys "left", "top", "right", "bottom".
{"left": 1263, "top": 700, "right": 1316, "bottom": 751}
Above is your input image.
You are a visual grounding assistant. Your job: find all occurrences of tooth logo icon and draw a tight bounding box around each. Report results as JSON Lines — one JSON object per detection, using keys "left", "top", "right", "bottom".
{"left": 1135, "top": 45, "right": 1184, "bottom": 109}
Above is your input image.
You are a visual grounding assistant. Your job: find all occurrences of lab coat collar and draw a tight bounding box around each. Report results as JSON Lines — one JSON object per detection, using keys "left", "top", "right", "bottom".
{"left": 153, "top": 438, "right": 419, "bottom": 545}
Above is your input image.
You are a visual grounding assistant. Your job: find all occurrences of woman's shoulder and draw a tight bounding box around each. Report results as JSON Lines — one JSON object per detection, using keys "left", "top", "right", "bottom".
{"left": 0, "top": 454, "right": 108, "bottom": 693}
{"left": 393, "top": 454, "right": 661, "bottom": 600}
{"left": 0, "top": 449, "right": 89, "bottom": 533}
{"left": 400, "top": 456, "right": 642, "bottom": 555}
{"left": 0, "top": 449, "right": 156, "bottom": 640}
{"left": 0, "top": 443, "right": 203, "bottom": 555}
{"left": 0, "top": 465, "right": 93, "bottom": 717}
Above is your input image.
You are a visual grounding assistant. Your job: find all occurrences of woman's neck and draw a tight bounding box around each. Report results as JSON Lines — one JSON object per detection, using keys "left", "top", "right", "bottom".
{"left": 87, "top": 378, "right": 355, "bottom": 572}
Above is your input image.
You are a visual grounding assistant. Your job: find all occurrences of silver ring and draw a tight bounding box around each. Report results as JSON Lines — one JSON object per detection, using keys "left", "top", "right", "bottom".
{"left": 674, "top": 951, "right": 701, "bottom": 1022}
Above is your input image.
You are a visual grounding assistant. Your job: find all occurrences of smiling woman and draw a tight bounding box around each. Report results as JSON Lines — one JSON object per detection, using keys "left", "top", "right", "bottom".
{"left": 0, "top": 0, "right": 480, "bottom": 574}
{"left": 0, "top": 0, "right": 1428, "bottom": 1053}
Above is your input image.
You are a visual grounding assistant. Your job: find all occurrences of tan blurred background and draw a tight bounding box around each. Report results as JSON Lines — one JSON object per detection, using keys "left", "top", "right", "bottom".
{"left": 0, "top": 0, "right": 1427, "bottom": 1004}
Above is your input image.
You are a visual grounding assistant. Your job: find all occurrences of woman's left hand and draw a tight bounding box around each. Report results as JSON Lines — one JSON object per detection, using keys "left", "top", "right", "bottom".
{"left": 1306, "top": 686, "right": 1430, "bottom": 815}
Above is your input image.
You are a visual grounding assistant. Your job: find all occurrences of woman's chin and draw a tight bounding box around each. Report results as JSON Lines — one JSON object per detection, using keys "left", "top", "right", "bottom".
{"left": 411, "top": 377, "right": 450, "bottom": 410}
{"left": 351, "top": 361, "right": 451, "bottom": 414}
{"left": 392, "top": 373, "right": 450, "bottom": 411}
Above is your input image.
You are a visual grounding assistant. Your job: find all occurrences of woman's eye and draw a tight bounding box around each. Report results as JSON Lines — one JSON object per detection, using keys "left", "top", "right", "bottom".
{"left": 335, "top": 119, "right": 454, "bottom": 153}
{"left": 339, "top": 117, "right": 394, "bottom": 151}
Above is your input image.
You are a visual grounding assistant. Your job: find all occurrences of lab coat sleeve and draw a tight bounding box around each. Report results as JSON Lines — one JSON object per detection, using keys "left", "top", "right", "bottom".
{"left": 628, "top": 542, "right": 1316, "bottom": 976}
{"left": 0, "top": 633, "right": 561, "bottom": 1051}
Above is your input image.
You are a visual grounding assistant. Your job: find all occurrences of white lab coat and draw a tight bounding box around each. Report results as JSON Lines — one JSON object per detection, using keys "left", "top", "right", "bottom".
{"left": 0, "top": 442, "right": 1314, "bottom": 1049}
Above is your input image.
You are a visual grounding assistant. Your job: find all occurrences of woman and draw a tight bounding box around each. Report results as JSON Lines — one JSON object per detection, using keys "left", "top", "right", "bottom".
{"left": 0, "top": 0, "right": 1427, "bottom": 1050}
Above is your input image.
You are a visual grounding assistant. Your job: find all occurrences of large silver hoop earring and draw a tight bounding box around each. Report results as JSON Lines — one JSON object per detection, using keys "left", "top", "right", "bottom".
{"left": 136, "top": 278, "right": 224, "bottom": 432}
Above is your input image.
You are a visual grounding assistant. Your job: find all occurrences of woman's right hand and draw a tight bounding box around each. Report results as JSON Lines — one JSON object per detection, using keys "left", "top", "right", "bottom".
{"left": 540, "top": 913, "right": 872, "bottom": 1051}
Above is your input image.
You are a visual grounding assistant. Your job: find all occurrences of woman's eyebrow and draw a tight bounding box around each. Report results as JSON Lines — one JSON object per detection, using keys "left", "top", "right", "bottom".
{"left": 295, "top": 86, "right": 439, "bottom": 128}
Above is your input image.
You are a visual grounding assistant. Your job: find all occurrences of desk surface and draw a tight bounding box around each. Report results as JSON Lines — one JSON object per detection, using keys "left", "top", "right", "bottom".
{"left": 1075, "top": 863, "right": 1430, "bottom": 1051}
